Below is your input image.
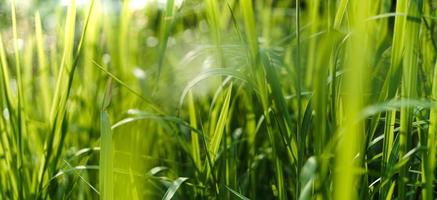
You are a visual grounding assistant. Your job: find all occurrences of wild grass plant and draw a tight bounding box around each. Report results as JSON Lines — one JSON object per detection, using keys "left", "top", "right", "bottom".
{"left": 0, "top": 0, "right": 437, "bottom": 199}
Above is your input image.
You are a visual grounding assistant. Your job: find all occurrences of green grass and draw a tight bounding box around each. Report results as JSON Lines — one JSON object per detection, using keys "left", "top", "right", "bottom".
{"left": 1, "top": 0, "right": 437, "bottom": 199}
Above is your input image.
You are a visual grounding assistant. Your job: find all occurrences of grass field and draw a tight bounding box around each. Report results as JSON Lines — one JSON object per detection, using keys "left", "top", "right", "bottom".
{"left": 0, "top": 0, "right": 437, "bottom": 199}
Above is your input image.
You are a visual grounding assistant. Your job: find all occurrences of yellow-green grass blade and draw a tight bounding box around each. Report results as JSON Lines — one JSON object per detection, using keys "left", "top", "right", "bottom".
{"left": 156, "top": 0, "right": 176, "bottom": 84}
{"left": 334, "top": 0, "right": 349, "bottom": 29}
{"left": 334, "top": 0, "right": 375, "bottom": 199}
{"left": 204, "top": 0, "right": 224, "bottom": 67}
{"left": 0, "top": 34, "right": 15, "bottom": 110}
{"left": 188, "top": 91, "right": 202, "bottom": 171}
{"left": 100, "top": 111, "right": 113, "bottom": 200}
{"left": 162, "top": 177, "right": 189, "bottom": 200}
{"left": 10, "top": 0, "right": 26, "bottom": 198}
{"left": 35, "top": 11, "right": 52, "bottom": 119}
{"left": 398, "top": 1, "right": 422, "bottom": 199}
{"left": 37, "top": 0, "right": 97, "bottom": 196}
{"left": 425, "top": 61, "right": 437, "bottom": 200}
{"left": 49, "top": 0, "right": 76, "bottom": 122}
{"left": 209, "top": 84, "right": 232, "bottom": 163}
{"left": 240, "top": 0, "right": 258, "bottom": 61}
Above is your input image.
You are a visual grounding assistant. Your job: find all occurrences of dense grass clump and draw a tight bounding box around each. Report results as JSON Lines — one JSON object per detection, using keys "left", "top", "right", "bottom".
{"left": 1, "top": 0, "right": 437, "bottom": 199}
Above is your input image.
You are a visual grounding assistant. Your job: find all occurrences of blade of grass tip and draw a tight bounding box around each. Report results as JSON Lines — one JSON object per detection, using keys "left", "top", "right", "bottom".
{"left": 49, "top": 0, "right": 76, "bottom": 122}
{"left": 225, "top": 185, "right": 250, "bottom": 200}
{"left": 299, "top": 157, "right": 317, "bottom": 200}
{"left": 334, "top": 0, "right": 349, "bottom": 29}
{"left": 385, "top": 181, "right": 396, "bottom": 200}
{"left": 100, "top": 78, "right": 113, "bottom": 200}
{"left": 11, "top": 0, "right": 25, "bottom": 198}
{"left": 162, "top": 177, "right": 189, "bottom": 200}
{"left": 155, "top": 0, "right": 175, "bottom": 91}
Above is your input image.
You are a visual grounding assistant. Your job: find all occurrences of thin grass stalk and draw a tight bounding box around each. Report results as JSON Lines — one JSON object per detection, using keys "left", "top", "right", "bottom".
{"left": 295, "top": 0, "right": 303, "bottom": 196}
{"left": 10, "top": 1, "right": 25, "bottom": 198}
{"left": 377, "top": 0, "right": 407, "bottom": 198}
{"left": 35, "top": 12, "right": 52, "bottom": 119}
{"left": 156, "top": 0, "right": 175, "bottom": 85}
{"left": 333, "top": 0, "right": 349, "bottom": 29}
{"left": 241, "top": 1, "right": 288, "bottom": 198}
{"left": 398, "top": 1, "right": 423, "bottom": 199}
{"left": 425, "top": 60, "right": 437, "bottom": 200}
{"left": 422, "top": 2, "right": 437, "bottom": 200}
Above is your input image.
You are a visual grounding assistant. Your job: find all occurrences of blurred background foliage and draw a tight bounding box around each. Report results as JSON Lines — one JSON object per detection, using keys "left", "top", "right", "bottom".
{"left": 1, "top": 0, "right": 437, "bottom": 199}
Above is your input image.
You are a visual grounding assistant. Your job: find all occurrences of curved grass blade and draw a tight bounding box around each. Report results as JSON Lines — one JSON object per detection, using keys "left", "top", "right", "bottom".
{"left": 162, "top": 177, "right": 189, "bottom": 200}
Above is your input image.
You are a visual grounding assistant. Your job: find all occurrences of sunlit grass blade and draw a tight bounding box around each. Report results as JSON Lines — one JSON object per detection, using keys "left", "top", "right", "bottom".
{"left": 10, "top": 0, "right": 25, "bottom": 198}
{"left": 162, "top": 177, "right": 188, "bottom": 200}
{"left": 425, "top": 60, "right": 437, "bottom": 200}
{"left": 100, "top": 111, "right": 113, "bottom": 200}
{"left": 398, "top": 1, "right": 422, "bottom": 199}
{"left": 188, "top": 91, "right": 202, "bottom": 171}
{"left": 209, "top": 84, "right": 232, "bottom": 163}
{"left": 35, "top": 11, "right": 52, "bottom": 119}
{"left": 334, "top": 1, "right": 375, "bottom": 199}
